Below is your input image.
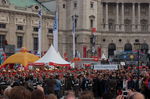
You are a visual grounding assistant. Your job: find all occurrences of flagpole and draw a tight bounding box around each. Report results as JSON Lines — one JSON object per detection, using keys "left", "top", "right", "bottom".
{"left": 73, "top": 33, "right": 75, "bottom": 58}
{"left": 72, "top": 15, "right": 78, "bottom": 58}
{"left": 38, "top": 7, "right": 42, "bottom": 57}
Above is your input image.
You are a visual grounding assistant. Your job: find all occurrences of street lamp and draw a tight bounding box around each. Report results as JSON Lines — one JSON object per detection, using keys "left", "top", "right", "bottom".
{"left": 134, "top": 42, "right": 141, "bottom": 90}
{"left": 90, "top": 28, "right": 96, "bottom": 57}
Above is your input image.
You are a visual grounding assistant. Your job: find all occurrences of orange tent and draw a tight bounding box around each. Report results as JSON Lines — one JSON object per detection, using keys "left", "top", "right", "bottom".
{"left": 0, "top": 48, "right": 39, "bottom": 68}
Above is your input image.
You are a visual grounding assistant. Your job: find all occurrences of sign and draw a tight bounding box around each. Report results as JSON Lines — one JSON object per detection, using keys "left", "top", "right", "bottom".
{"left": 4, "top": 45, "right": 15, "bottom": 54}
{"left": 94, "top": 64, "right": 118, "bottom": 70}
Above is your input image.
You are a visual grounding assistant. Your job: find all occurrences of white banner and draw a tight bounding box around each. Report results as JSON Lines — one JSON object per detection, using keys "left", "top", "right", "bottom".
{"left": 94, "top": 64, "right": 118, "bottom": 70}
{"left": 53, "top": 11, "right": 58, "bottom": 51}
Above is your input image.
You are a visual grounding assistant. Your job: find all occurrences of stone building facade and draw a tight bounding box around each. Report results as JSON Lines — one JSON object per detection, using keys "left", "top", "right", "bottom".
{"left": 58, "top": 0, "right": 150, "bottom": 58}
{"left": 0, "top": 0, "right": 53, "bottom": 53}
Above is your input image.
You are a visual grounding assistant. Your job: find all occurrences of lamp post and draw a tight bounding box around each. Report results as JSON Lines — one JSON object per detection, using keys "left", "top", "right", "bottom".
{"left": 90, "top": 28, "right": 96, "bottom": 57}
{"left": 134, "top": 42, "right": 141, "bottom": 90}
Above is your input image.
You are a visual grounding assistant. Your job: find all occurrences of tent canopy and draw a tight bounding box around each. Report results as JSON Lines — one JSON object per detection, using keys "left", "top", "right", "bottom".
{"left": 101, "top": 53, "right": 107, "bottom": 60}
{"left": 0, "top": 48, "right": 39, "bottom": 67}
{"left": 35, "top": 45, "right": 70, "bottom": 65}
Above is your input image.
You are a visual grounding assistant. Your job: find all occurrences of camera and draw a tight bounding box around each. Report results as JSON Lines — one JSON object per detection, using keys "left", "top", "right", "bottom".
{"left": 122, "top": 91, "right": 128, "bottom": 97}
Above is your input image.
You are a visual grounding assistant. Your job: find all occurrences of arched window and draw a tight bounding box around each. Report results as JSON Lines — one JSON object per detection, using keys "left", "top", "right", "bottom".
{"left": 124, "top": 19, "right": 131, "bottom": 32}
{"left": 89, "top": 15, "right": 95, "bottom": 28}
{"left": 141, "top": 19, "right": 148, "bottom": 32}
{"left": 108, "top": 19, "right": 115, "bottom": 31}
{"left": 108, "top": 43, "right": 116, "bottom": 57}
{"left": 141, "top": 43, "right": 149, "bottom": 53}
{"left": 124, "top": 43, "right": 132, "bottom": 51}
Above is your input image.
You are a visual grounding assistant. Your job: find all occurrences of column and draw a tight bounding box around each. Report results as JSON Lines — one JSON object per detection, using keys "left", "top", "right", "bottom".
{"left": 116, "top": 3, "right": 120, "bottom": 31}
{"left": 121, "top": 3, "right": 125, "bottom": 31}
{"left": 105, "top": 3, "right": 109, "bottom": 31}
{"left": 132, "top": 3, "right": 136, "bottom": 32}
{"left": 138, "top": 3, "right": 141, "bottom": 31}
{"left": 148, "top": 3, "right": 150, "bottom": 31}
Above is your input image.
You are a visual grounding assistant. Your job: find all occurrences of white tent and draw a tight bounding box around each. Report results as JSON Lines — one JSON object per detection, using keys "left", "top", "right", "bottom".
{"left": 35, "top": 45, "right": 70, "bottom": 66}
{"left": 101, "top": 53, "right": 107, "bottom": 60}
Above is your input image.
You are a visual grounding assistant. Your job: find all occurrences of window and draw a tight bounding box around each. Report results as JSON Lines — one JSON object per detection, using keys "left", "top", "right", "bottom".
{"left": 103, "top": 39, "right": 106, "bottom": 42}
{"left": 63, "top": 4, "right": 66, "bottom": 8}
{"left": 33, "top": 27, "right": 38, "bottom": 32}
{"left": 33, "top": 37, "right": 38, "bottom": 50}
{"left": 90, "top": 19, "right": 94, "bottom": 28}
{"left": 89, "top": 15, "right": 95, "bottom": 28}
{"left": 108, "top": 19, "right": 115, "bottom": 31}
{"left": 74, "top": 2, "right": 77, "bottom": 8}
{"left": 0, "top": 23, "right": 6, "bottom": 29}
{"left": 119, "top": 39, "right": 122, "bottom": 42}
{"left": 0, "top": 35, "right": 5, "bottom": 48}
{"left": 48, "top": 28, "right": 53, "bottom": 33}
{"left": 124, "top": 19, "right": 132, "bottom": 32}
{"left": 125, "top": 7, "right": 130, "bottom": 15}
{"left": 17, "top": 25, "right": 23, "bottom": 30}
{"left": 135, "top": 39, "right": 139, "bottom": 42}
{"left": 141, "top": 19, "right": 148, "bottom": 32}
{"left": 17, "top": 36, "right": 23, "bottom": 48}
{"left": 90, "top": 2, "right": 94, "bottom": 8}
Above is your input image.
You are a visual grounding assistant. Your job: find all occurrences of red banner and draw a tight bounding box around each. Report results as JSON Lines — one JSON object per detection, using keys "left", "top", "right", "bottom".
{"left": 83, "top": 46, "right": 87, "bottom": 58}
{"left": 98, "top": 47, "right": 101, "bottom": 58}
{"left": 92, "top": 28, "right": 96, "bottom": 33}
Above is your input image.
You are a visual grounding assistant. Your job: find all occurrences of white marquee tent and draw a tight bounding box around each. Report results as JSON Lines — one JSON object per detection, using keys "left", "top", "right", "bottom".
{"left": 35, "top": 45, "right": 70, "bottom": 66}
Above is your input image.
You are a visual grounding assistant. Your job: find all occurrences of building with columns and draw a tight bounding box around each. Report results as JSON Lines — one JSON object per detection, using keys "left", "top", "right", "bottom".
{"left": 0, "top": 0, "right": 149, "bottom": 59}
{"left": 57, "top": 0, "right": 150, "bottom": 58}
{"left": 0, "top": 0, "right": 54, "bottom": 53}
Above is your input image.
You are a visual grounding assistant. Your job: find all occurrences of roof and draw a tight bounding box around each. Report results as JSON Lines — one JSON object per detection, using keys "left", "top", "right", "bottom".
{"left": 7, "top": 0, "right": 55, "bottom": 14}
{"left": 8, "top": 0, "right": 38, "bottom": 8}
{"left": 42, "top": 1, "right": 56, "bottom": 12}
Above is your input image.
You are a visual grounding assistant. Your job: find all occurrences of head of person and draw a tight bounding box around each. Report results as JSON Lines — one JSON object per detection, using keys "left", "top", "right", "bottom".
{"left": 64, "top": 91, "right": 76, "bottom": 99}
{"left": 9, "top": 86, "right": 31, "bottom": 99}
{"left": 0, "top": 96, "right": 9, "bottom": 99}
{"left": 3, "top": 86, "right": 12, "bottom": 98}
{"left": 127, "top": 92, "right": 145, "bottom": 99}
{"left": 31, "top": 89, "right": 45, "bottom": 99}
{"left": 45, "top": 94, "right": 57, "bottom": 99}
{"left": 79, "top": 91, "right": 94, "bottom": 99}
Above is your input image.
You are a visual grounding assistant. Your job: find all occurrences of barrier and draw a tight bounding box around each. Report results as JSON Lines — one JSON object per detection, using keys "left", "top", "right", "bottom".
{"left": 94, "top": 64, "right": 118, "bottom": 70}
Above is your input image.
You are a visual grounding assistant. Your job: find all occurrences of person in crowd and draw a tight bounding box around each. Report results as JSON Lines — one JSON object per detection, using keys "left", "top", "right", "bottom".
{"left": 9, "top": 86, "right": 31, "bottom": 99}
{"left": 3, "top": 86, "right": 12, "bottom": 98}
{"left": 79, "top": 91, "right": 94, "bottom": 99}
{"left": 31, "top": 89, "right": 45, "bottom": 99}
{"left": 0, "top": 96, "right": 8, "bottom": 99}
{"left": 64, "top": 91, "right": 76, "bottom": 99}
{"left": 45, "top": 94, "right": 57, "bottom": 99}
{"left": 43, "top": 77, "right": 56, "bottom": 95}
{"left": 54, "top": 75, "right": 62, "bottom": 98}
{"left": 116, "top": 91, "right": 145, "bottom": 99}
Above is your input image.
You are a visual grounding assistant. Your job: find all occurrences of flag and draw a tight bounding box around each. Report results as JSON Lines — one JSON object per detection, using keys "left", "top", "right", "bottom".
{"left": 53, "top": 11, "right": 58, "bottom": 51}
{"left": 37, "top": 8, "right": 42, "bottom": 57}
{"left": 38, "top": 8, "right": 42, "bottom": 17}
{"left": 72, "top": 16, "right": 76, "bottom": 35}
{"left": 72, "top": 16, "right": 76, "bottom": 58}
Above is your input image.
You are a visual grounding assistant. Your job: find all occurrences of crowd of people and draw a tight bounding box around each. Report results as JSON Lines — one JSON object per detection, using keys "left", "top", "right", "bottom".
{"left": 0, "top": 66, "right": 149, "bottom": 99}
